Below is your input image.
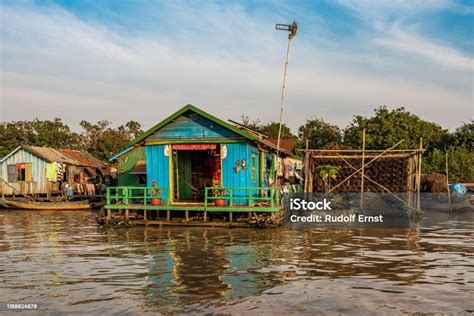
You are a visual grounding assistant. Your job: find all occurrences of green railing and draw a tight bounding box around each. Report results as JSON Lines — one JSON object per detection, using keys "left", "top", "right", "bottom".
{"left": 204, "top": 186, "right": 281, "bottom": 209}
{"left": 105, "top": 186, "right": 281, "bottom": 212}
{"left": 106, "top": 186, "right": 168, "bottom": 206}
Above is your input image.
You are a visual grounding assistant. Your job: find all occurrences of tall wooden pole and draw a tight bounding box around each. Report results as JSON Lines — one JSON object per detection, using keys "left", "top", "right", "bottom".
{"left": 417, "top": 138, "right": 422, "bottom": 211}
{"left": 276, "top": 36, "right": 292, "bottom": 156}
{"left": 360, "top": 129, "right": 366, "bottom": 210}
{"left": 446, "top": 151, "right": 452, "bottom": 213}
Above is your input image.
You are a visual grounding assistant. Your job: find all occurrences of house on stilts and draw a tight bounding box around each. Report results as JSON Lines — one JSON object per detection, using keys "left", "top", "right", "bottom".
{"left": 104, "top": 104, "right": 302, "bottom": 226}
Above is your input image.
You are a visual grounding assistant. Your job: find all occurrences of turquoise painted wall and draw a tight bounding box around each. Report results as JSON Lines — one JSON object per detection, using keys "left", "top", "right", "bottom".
{"left": 222, "top": 142, "right": 260, "bottom": 204}
{"left": 149, "top": 111, "right": 240, "bottom": 140}
{"left": 146, "top": 145, "right": 170, "bottom": 202}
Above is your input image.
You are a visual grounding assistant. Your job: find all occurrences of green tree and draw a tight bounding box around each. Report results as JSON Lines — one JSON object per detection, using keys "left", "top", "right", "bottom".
{"left": 343, "top": 106, "right": 448, "bottom": 150}
{"left": 79, "top": 120, "right": 142, "bottom": 160}
{"left": 240, "top": 115, "right": 295, "bottom": 139}
{"left": 0, "top": 118, "right": 80, "bottom": 158}
{"left": 298, "top": 117, "right": 342, "bottom": 149}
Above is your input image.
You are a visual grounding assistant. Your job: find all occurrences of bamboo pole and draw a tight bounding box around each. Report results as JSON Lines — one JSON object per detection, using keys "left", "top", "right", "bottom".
{"left": 360, "top": 129, "right": 366, "bottom": 210}
{"left": 276, "top": 35, "right": 293, "bottom": 156}
{"left": 446, "top": 151, "right": 452, "bottom": 212}
{"left": 309, "top": 154, "right": 414, "bottom": 159}
{"left": 329, "top": 140, "right": 405, "bottom": 193}
{"left": 297, "top": 148, "right": 425, "bottom": 153}
{"left": 417, "top": 138, "right": 423, "bottom": 211}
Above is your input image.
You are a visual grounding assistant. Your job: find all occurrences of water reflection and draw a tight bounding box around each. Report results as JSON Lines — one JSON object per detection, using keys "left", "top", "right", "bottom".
{"left": 0, "top": 210, "right": 472, "bottom": 314}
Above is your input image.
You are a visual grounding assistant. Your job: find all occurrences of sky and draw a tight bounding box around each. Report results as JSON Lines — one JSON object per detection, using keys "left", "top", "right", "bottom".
{"left": 1, "top": 0, "right": 473, "bottom": 133}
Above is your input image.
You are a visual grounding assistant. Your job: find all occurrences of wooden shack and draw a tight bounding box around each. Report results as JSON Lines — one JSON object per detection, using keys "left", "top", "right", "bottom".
{"left": 0, "top": 146, "right": 108, "bottom": 196}
{"left": 104, "top": 104, "right": 300, "bottom": 225}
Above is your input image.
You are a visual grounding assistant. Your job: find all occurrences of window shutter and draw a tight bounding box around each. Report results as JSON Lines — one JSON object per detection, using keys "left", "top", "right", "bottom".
{"left": 7, "top": 165, "right": 16, "bottom": 182}
{"left": 25, "top": 164, "right": 33, "bottom": 182}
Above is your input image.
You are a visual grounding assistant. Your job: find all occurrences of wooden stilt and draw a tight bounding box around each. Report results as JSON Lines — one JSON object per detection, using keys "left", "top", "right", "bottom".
{"left": 107, "top": 208, "right": 111, "bottom": 222}
{"left": 144, "top": 209, "right": 147, "bottom": 221}
{"left": 229, "top": 212, "right": 233, "bottom": 222}
{"left": 125, "top": 209, "right": 129, "bottom": 221}
{"left": 204, "top": 211, "right": 207, "bottom": 222}
{"left": 166, "top": 210, "right": 171, "bottom": 221}
{"left": 185, "top": 210, "right": 189, "bottom": 222}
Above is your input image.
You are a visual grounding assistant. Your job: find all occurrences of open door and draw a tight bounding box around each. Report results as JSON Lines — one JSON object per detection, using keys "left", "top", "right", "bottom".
{"left": 172, "top": 145, "right": 221, "bottom": 202}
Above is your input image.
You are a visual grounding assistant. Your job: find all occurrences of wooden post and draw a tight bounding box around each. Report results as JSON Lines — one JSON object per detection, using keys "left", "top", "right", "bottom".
{"left": 204, "top": 211, "right": 207, "bottom": 222}
{"left": 125, "top": 209, "right": 129, "bottom": 221}
{"left": 166, "top": 210, "right": 171, "bottom": 221}
{"left": 360, "top": 128, "right": 366, "bottom": 210}
{"left": 107, "top": 208, "right": 111, "bottom": 222}
{"left": 417, "top": 138, "right": 423, "bottom": 211}
{"left": 446, "top": 151, "right": 452, "bottom": 213}
{"left": 185, "top": 210, "right": 189, "bottom": 222}
{"left": 229, "top": 211, "right": 233, "bottom": 222}
{"left": 144, "top": 209, "right": 147, "bottom": 221}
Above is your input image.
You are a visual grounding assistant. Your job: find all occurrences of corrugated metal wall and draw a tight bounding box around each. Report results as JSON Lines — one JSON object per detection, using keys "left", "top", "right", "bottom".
{"left": 0, "top": 149, "right": 48, "bottom": 195}
{"left": 222, "top": 143, "right": 260, "bottom": 204}
{"left": 146, "top": 145, "right": 170, "bottom": 202}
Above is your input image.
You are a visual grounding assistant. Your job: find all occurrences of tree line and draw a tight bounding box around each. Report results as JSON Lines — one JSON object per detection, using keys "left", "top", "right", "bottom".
{"left": 0, "top": 118, "right": 143, "bottom": 162}
{"left": 241, "top": 106, "right": 473, "bottom": 182}
{"left": 1, "top": 105, "right": 472, "bottom": 182}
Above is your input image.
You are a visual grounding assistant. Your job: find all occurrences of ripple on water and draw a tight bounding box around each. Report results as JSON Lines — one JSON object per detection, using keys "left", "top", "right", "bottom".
{"left": 0, "top": 210, "right": 473, "bottom": 314}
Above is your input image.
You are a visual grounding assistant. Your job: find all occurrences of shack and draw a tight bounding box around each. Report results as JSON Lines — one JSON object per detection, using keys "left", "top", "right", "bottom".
{"left": 105, "top": 104, "right": 300, "bottom": 226}
{"left": 0, "top": 146, "right": 109, "bottom": 197}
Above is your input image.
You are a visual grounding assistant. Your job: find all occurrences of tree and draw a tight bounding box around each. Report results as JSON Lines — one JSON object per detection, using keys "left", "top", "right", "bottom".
{"left": 79, "top": 120, "right": 142, "bottom": 160}
{"left": 0, "top": 118, "right": 80, "bottom": 158}
{"left": 451, "top": 120, "right": 473, "bottom": 150}
{"left": 240, "top": 115, "right": 295, "bottom": 139}
{"left": 298, "top": 117, "right": 342, "bottom": 149}
{"left": 343, "top": 106, "right": 448, "bottom": 150}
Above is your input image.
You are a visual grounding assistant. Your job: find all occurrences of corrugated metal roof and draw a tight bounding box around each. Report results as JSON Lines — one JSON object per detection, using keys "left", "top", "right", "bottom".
{"left": 19, "top": 146, "right": 107, "bottom": 167}
{"left": 60, "top": 149, "right": 107, "bottom": 168}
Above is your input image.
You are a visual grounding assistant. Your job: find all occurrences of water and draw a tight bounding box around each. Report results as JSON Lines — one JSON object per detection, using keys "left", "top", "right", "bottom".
{"left": 0, "top": 210, "right": 473, "bottom": 315}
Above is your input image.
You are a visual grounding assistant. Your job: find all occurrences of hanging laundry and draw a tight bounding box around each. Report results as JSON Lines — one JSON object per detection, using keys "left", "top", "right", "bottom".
{"left": 46, "top": 163, "right": 57, "bottom": 181}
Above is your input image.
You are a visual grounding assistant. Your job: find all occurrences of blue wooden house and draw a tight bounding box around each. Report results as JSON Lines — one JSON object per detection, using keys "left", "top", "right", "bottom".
{"left": 105, "top": 104, "right": 296, "bottom": 224}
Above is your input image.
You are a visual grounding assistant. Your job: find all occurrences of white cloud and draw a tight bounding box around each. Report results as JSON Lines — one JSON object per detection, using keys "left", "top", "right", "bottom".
{"left": 0, "top": 1, "right": 472, "bottom": 133}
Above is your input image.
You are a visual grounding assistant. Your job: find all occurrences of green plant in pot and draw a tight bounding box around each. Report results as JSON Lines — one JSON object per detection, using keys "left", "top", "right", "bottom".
{"left": 212, "top": 185, "right": 228, "bottom": 206}
{"left": 150, "top": 180, "right": 162, "bottom": 206}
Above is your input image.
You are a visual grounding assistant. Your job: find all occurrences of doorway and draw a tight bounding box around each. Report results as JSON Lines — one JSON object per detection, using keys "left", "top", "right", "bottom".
{"left": 173, "top": 145, "right": 221, "bottom": 202}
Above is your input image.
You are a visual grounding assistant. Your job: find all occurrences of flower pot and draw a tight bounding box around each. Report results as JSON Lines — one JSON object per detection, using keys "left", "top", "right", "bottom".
{"left": 214, "top": 199, "right": 226, "bottom": 206}
{"left": 151, "top": 197, "right": 161, "bottom": 206}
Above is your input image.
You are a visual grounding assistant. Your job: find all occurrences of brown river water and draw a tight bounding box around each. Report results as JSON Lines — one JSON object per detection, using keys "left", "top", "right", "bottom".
{"left": 0, "top": 210, "right": 473, "bottom": 315}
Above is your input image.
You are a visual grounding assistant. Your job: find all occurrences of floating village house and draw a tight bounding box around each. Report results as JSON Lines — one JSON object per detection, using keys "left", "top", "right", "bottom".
{"left": 106, "top": 104, "right": 300, "bottom": 222}
{"left": 0, "top": 146, "right": 109, "bottom": 196}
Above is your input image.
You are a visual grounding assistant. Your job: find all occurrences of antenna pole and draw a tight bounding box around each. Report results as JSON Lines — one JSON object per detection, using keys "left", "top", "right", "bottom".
{"left": 274, "top": 20, "right": 297, "bottom": 184}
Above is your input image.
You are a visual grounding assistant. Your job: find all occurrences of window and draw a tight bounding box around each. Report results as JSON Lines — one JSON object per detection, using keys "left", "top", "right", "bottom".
{"left": 7, "top": 163, "right": 32, "bottom": 182}
{"left": 251, "top": 155, "right": 256, "bottom": 183}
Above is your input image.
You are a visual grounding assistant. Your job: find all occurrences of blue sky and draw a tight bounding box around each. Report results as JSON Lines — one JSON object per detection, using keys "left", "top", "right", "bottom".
{"left": 1, "top": 0, "right": 473, "bottom": 132}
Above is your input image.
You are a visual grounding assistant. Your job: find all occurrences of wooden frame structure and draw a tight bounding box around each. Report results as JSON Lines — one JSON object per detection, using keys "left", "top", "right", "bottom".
{"left": 298, "top": 133, "right": 425, "bottom": 213}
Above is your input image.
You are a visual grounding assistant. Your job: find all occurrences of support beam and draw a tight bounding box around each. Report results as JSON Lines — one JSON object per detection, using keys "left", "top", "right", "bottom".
{"left": 185, "top": 210, "right": 189, "bottom": 222}
{"left": 166, "top": 210, "right": 170, "bottom": 221}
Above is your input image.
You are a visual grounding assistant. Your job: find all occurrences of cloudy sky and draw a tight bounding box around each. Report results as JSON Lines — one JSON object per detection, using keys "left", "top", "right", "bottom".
{"left": 1, "top": 0, "right": 473, "bottom": 133}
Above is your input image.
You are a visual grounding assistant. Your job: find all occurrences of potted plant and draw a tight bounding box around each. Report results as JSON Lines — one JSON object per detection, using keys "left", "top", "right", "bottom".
{"left": 212, "top": 186, "right": 228, "bottom": 206}
{"left": 150, "top": 180, "right": 162, "bottom": 206}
